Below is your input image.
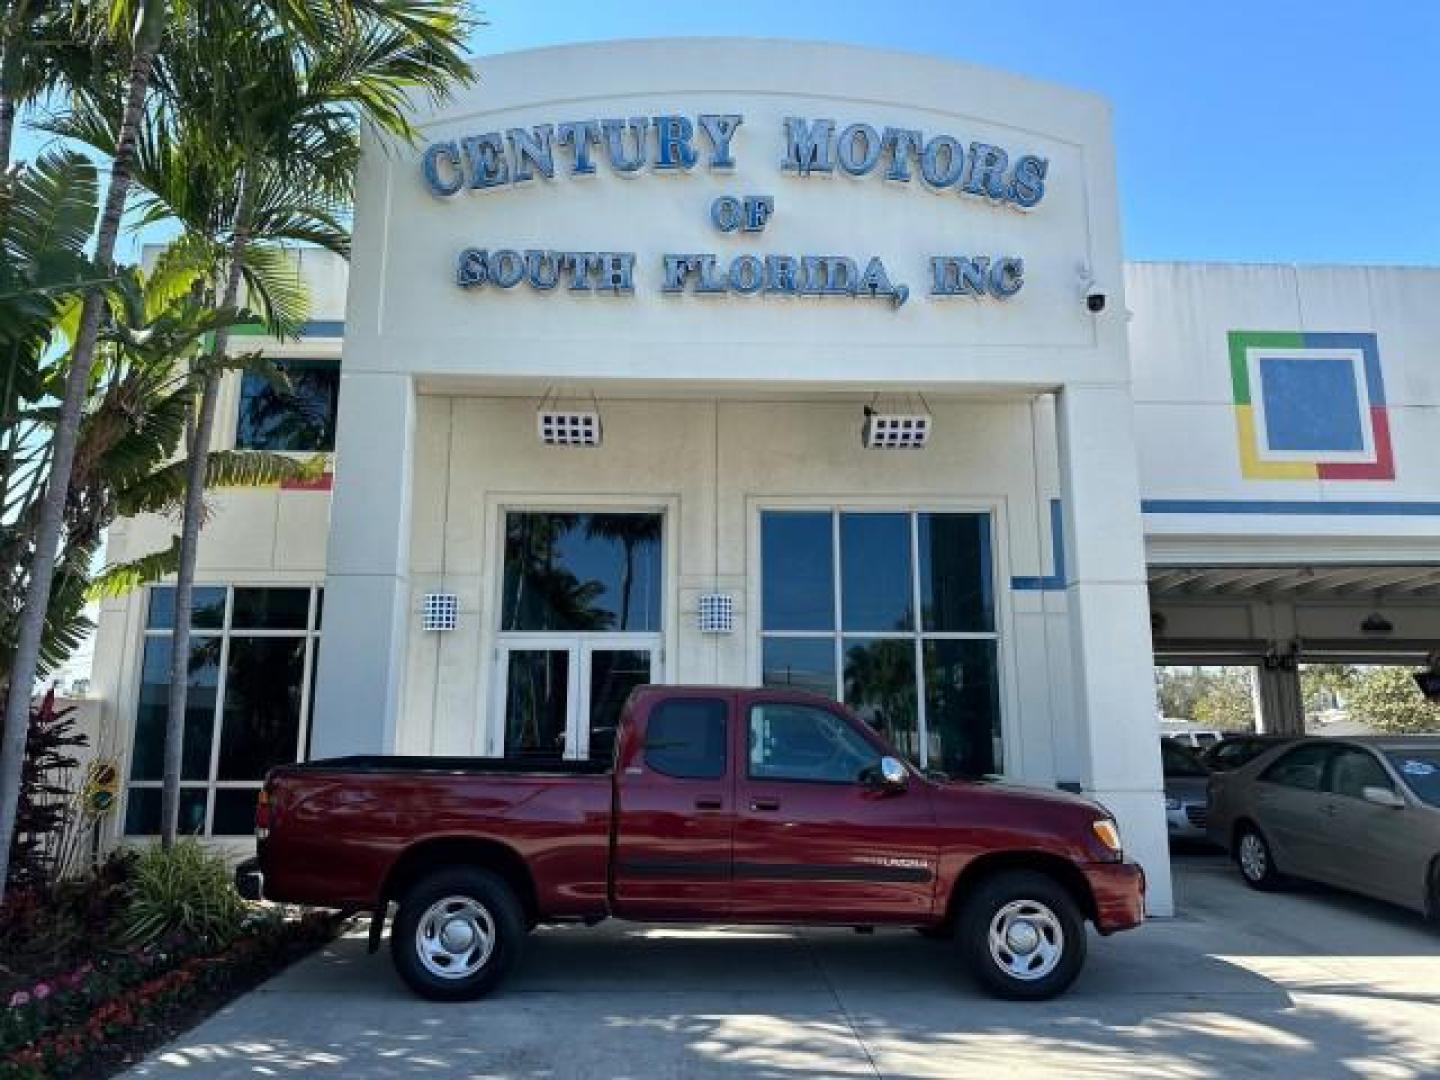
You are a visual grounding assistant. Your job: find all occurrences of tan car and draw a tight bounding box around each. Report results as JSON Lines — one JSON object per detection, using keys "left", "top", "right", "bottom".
{"left": 1207, "top": 736, "right": 1440, "bottom": 917}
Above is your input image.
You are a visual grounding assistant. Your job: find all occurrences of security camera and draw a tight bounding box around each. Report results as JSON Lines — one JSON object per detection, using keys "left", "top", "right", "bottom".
{"left": 1076, "top": 263, "right": 1105, "bottom": 313}
{"left": 1086, "top": 291, "right": 1106, "bottom": 313}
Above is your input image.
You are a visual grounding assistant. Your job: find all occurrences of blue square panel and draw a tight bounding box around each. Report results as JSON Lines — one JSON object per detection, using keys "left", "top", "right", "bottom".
{"left": 1258, "top": 356, "right": 1364, "bottom": 452}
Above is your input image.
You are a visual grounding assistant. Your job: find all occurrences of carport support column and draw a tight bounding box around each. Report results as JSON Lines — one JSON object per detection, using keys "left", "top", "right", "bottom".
{"left": 1057, "top": 384, "right": 1174, "bottom": 916}
{"left": 312, "top": 372, "right": 417, "bottom": 757}
{"left": 1256, "top": 663, "right": 1305, "bottom": 735}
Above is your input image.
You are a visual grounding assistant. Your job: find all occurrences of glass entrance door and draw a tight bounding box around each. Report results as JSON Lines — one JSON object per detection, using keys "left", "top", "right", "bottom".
{"left": 497, "top": 640, "right": 657, "bottom": 762}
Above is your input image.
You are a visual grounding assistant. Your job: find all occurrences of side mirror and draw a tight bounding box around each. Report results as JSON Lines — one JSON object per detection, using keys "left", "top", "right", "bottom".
{"left": 1362, "top": 785, "right": 1405, "bottom": 809}
{"left": 863, "top": 755, "right": 908, "bottom": 792}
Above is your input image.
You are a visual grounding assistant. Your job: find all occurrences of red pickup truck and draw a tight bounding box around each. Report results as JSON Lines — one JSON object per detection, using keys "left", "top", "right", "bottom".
{"left": 245, "top": 686, "right": 1144, "bottom": 1001}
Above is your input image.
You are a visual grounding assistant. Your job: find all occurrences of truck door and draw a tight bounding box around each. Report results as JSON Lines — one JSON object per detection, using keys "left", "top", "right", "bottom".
{"left": 612, "top": 693, "right": 734, "bottom": 920}
{"left": 731, "top": 695, "right": 937, "bottom": 923}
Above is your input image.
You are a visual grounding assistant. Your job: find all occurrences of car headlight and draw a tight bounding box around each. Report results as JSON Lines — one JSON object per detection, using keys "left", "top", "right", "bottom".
{"left": 1091, "top": 818, "right": 1122, "bottom": 855}
{"left": 1165, "top": 797, "right": 1182, "bottom": 811}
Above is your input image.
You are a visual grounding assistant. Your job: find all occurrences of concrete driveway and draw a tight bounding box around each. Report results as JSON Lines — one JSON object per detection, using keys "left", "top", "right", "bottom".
{"left": 127, "top": 855, "right": 1440, "bottom": 1079}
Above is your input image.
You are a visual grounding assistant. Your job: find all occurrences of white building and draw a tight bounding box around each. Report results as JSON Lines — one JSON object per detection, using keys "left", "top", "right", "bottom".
{"left": 89, "top": 41, "right": 1440, "bottom": 917}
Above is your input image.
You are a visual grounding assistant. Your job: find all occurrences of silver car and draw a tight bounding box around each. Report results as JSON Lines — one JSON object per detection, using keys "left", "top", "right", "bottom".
{"left": 1208, "top": 736, "right": 1440, "bottom": 917}
{"left": 1161, "top": 738, "right": 1212, "bottom": 842}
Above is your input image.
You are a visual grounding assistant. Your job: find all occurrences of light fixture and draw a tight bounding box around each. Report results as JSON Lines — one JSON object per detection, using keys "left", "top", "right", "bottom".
{"left": 862, "top": 393, "right": 932, "bottom": 449}
{"left": 697, "top": 593, "right": 735, "bottom": 634}
{"left": 1360, "top": 612, "right": 1394, "bottom": 636}
{"left": 421, "top": 592, "right": 458, "bottom": 632}
{"left": 537, "top": 387, "right": 603, "bottom": 447}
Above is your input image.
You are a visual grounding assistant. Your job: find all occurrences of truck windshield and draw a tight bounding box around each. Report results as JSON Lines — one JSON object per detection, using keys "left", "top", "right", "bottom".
{"left": 1386, "top": 750, "right": 1440, "bottom": 807}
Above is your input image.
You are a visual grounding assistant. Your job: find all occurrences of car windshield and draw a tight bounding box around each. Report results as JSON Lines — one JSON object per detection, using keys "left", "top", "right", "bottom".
{"left": 1385, "top": 750, "right": 1440, "bottom": 808}
{"left": 1162, "top": 740, "right": 1209, "bottom": 778}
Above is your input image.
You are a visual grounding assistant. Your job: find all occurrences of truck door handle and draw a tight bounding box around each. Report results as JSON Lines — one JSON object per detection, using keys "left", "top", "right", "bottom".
{"left": 750, "top": 798, "right": 781, "bottom": 812}
{"left": 694, "top": 797, "right": 722, "bottom": 811}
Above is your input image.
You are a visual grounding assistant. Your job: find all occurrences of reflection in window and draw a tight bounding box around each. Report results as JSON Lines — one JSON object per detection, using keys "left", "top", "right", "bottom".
{"left": 504, "top": 649, "right": 570, "bottom": 757}
{"left": 840, "top": 513, "right": 912, "bottom": 632}
{"left": 646, "top": 699, "right": 727, "bottom": 779}
{"left": 126, "top": 586, "right": 321, "bottom": 836}
{"left": 759, "top": 509, "right": 1000, "bottom": 775}
{"left": 588, "top": 649, "right": 651, "bottom": 763}
{"left": 762, "top": 638, "right": 836, "bottom": 698}
{"left": 502, "top": 513, "right": 662, "bottom": 633}
{"left": 924, "top": 639, "right": 1000, "bottom": 777}
{"left": 843, "top": 639, "right": 918, "bottom": 760}
{"left": 236, "top": 358, "right": 339, "bottom": 452}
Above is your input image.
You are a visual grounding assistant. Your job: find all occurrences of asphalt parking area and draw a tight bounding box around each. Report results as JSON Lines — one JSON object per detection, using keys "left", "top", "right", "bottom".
{"left": 127, "top": 853, "right": 1440, "bottom": 1078}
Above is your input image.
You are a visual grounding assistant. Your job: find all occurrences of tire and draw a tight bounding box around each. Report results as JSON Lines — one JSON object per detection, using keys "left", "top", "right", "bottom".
{"left": 391, "top": 867, "right": 525, "bottom": 1001}
{"left": 1235, "top": 825, "right": 1283, "bottom": 892}
{"left": 956, "top": 870, "right": 1087, "bottom": 1001}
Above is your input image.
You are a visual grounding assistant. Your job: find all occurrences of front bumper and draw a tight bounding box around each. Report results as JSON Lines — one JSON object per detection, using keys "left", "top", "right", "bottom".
{"left": 235, "top": 856, "right": 264, "bottom": 902}
{"left": 1166, "top": 802, "right": 1209, "bottom": 841}
{"left": 1083, "top": 860, "right": 1146, "bottom": 933}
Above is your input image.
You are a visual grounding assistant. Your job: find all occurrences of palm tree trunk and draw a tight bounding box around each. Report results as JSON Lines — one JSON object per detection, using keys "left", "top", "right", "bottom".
{"left": 160, "top": 171, "right": 255, "bottom": 846}
{"left": 0, "top": 0, "right": 165, "bottom": 899}
{"left": 0, "top": 0, "right": 28, "bottom": 171}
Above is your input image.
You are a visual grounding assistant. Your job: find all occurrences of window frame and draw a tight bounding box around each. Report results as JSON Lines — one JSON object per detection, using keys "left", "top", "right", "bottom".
{"left": 752, "top": 502, "right": 1007, "bottom": 773}
{"left": 123, "top": 583, "right": 323, "bottom": 838}
{"left": 745, "top": 700, "right": 883, "bottom": 786}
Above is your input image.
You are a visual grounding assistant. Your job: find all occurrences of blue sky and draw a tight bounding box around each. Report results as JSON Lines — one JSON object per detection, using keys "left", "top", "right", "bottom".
{"left": 471, "top": 1, "right": 1439, "bottom": 265}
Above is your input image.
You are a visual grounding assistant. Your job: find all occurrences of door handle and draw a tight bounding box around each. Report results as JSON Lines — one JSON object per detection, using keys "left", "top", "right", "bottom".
{"left": 694, "top": 797, "right": 722, "bottom": 811}
{"left": 750, "top": 798, "right": 781, "bottom": 812}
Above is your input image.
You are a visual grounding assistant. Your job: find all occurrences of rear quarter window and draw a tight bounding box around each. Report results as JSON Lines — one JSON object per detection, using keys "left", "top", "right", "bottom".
{"left": 644, "top": 699, "right": 727, "bottom": 780}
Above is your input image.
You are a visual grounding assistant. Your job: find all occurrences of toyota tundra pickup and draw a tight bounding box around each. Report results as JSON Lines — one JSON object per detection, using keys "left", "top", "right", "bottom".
{"left": 244, "top": 686, "right": 1144, "bottom": 1001}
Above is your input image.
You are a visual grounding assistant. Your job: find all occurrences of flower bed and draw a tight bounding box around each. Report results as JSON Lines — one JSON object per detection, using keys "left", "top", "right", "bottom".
{"left": 1, "top": 908, "right": 340, "bottom": 1079}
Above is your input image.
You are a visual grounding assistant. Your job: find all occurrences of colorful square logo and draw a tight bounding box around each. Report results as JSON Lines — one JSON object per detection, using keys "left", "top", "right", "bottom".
{"left": 1228, "top": 331, "right": 1393, "bottom": 480}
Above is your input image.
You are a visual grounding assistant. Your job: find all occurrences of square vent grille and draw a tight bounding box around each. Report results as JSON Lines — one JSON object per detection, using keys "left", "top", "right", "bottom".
{"left": 697, "top": 593, "right": 735, "bottom": 634}
{"left": 863, "top": 412, "right": 931, "bottom": 449}
{"left": 537, "top": 409, "right": 602, "bottom": 447}
{"left": 421, "top": 592, "right": 459, "bottom": 632}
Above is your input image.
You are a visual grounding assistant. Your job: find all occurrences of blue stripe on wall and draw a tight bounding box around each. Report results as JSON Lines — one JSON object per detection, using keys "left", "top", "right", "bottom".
{"left": 1011, "top": 499, "right": 1066, "bottom": 591}
{"left": 1141, "top": 499, "right": 1440, "bottom": 517}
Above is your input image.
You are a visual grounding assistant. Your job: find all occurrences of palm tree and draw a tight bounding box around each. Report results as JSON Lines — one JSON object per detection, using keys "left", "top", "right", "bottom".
{"left": 0, "top": 0, "right": 471, "bottom": 890}
{"left": 110, "top": 0, "right": 471, "bottom": 845}
{"left": 0, "top": 1, "right": 100, "bottom": 168}
{"left": 584, "top": 515, "right": 661, "bottom": 631}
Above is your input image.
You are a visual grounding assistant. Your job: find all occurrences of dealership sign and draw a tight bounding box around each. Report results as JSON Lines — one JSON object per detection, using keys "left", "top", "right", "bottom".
{"left": 421, "top": 114, "right": 1045, "bottom": 309}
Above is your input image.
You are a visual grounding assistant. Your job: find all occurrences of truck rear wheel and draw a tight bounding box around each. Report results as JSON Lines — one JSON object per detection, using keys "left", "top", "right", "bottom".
{"left": 956, "top": 870, "right": 1086, "bottom": 1000}
{"left": 391, "top": 867, "right": 524, "bottom": 1001}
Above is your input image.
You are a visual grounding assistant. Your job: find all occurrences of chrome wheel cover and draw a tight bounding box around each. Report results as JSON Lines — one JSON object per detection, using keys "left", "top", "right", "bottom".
{"left": 987, "top": 899, "right": 1065, "bottom": 982}
{"left": 1239, "top": 833, "right": 1268, "bottom": 881}
{"left": 415, "top": 895, "right": 496, "bottom": 980}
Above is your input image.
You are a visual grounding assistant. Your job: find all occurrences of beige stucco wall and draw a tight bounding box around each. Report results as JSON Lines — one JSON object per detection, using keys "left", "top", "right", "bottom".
{"left": 397, "top": 390, "right": 1076, "bottom": 786}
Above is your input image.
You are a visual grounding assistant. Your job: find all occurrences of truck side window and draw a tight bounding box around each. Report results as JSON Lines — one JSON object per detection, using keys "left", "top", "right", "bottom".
{"left": 644, "top": 699, "right": 727, "bottom": 780}
{"left": 748, "top": 703, "right": 876, "bottom": 783}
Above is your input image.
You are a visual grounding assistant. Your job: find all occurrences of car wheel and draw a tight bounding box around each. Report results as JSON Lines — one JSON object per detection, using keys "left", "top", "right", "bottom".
{"left": 1236, "top": 826, "right": 1283, "bottom": 891}
{"left": 391, "top": 867, "right": 525, "bottom": 1001}
{"left": 957, "top": 870, "right": 1087, "bottom": 1000}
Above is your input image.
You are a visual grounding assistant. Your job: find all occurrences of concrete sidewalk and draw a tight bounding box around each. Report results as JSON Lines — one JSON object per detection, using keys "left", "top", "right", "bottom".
{"left": 127, "top": 856, "right": 1440, "bottom": 1078}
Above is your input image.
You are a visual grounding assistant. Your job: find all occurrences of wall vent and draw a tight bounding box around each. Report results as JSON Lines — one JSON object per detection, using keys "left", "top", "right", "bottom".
{"left": 421, "top": 592, "right": 459, "bottom": 632}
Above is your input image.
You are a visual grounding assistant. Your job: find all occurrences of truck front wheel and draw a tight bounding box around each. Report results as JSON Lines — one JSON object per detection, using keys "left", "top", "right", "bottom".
{"left": 391, "top": 867, "right": 525, "bottom": 1001}
{"left": 956, "top": 870, "right": 1086, "bottom": 1000}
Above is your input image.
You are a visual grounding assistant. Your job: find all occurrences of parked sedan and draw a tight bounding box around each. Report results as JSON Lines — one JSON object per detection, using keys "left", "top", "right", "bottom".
{"left": 1161, "top": 739, "right": 1212, "bottom": 842}
{"left": 1208, "top": 736, "right": 1440, "bottom": 917}
{"left": 1202, "top": 734, "right": 1296, "bottom": 772}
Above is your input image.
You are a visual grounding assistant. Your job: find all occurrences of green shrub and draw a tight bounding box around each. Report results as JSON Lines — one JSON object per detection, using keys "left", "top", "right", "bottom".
{"left": 122, "top": 841, "right": 247, "bottom": 948}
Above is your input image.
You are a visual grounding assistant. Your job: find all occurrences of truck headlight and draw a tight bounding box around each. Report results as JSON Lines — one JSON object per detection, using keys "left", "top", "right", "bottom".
{"left": 1091, "top": 818, "right": 1122, "bottom": 855}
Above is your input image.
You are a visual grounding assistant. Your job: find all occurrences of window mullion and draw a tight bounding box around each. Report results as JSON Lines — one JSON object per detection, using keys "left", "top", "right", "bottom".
{"left": 911, "top": 512, "right": 928, "bottom": 769}
{"left": 831, "top": 511, "right": 843, "bottom": 702}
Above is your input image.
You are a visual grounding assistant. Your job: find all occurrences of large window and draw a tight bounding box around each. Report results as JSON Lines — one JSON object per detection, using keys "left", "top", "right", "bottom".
{"left": 125, "top": 585, "right": 322, "bottom": 837}
{"left": 236, "top": 358, "right": 339, "bottom": 452}
{"left": 501, "top": 512, "right": 662, "bottom": 633}
{"left": 759, "top": 510, "right": 1000, "bottom": 777}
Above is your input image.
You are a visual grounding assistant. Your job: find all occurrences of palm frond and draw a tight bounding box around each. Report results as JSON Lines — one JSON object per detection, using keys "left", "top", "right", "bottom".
{"left": 88, "top": 536, "right": 182, "bottom": 600}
